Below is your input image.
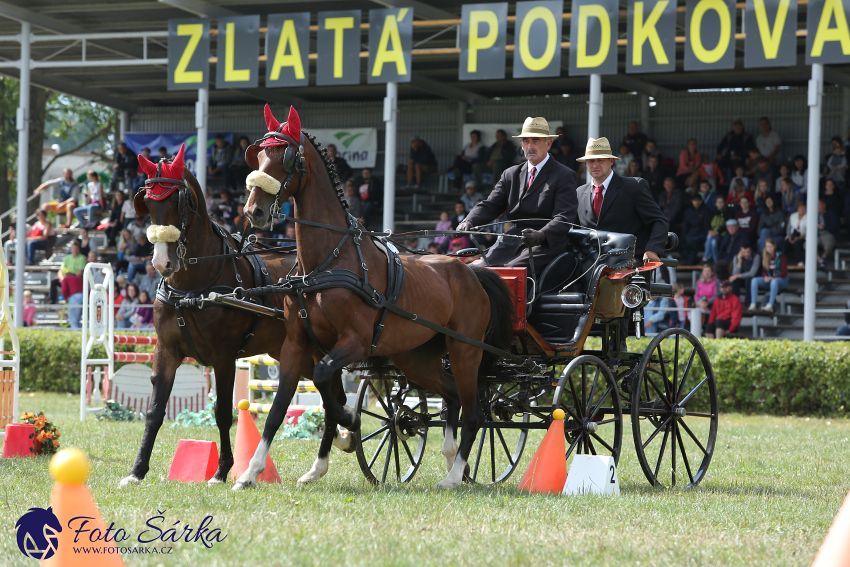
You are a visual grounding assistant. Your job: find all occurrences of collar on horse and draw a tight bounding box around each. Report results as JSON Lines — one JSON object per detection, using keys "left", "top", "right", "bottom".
{"left": 254, "top": 128, "right": 308, "bottom": 217}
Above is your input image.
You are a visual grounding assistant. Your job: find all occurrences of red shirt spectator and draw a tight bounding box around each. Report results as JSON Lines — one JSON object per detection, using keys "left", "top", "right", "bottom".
{"left": 61, "top": 273, "right": 83, "bottom": 299}
{"left": 708, "top": 289, "right": 743, "bottom": 333}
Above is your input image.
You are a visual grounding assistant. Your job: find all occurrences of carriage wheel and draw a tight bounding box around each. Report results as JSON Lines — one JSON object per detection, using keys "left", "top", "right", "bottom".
{"left": 354, "top": 377, "right": 428, "bottom": 485}
{"left": 552, "top": 355, "right": 623, "bottom": 467}
{"left": 631, "top": 328, "right": 718, "bottom": 488}
{"left": 467, "top": 382, "right": 531, "bottom": 484}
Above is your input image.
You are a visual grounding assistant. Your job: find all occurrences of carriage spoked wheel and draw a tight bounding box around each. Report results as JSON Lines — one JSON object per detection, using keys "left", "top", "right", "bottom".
{"left": 466, "top": 382, "right": 533, "bottom": 484}
{"left": 552, "top": 355, "right": 623, "bottom": 466}
{"left": 354, "top": 377, "right": 428, "bottom": 485}
{"left": 631, "top": 328, "right": 718, "bottom": 488}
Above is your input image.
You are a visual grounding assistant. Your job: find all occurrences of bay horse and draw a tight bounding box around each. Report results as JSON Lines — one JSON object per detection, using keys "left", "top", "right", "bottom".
{"left": 119, "top": 143, "right": 355, "bottom": 487}
{"left": 236, "top": 105, "right": 513, "bottom": 489}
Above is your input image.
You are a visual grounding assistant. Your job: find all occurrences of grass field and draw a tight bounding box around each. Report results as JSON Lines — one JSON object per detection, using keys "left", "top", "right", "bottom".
{"left": 0, "top": 392, "right": 848, "bottom": 567}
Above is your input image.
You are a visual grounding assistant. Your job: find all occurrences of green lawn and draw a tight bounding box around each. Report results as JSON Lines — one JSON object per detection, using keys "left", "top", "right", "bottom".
{"left": 0, "top": 392, "right": 848, "bottom": 567}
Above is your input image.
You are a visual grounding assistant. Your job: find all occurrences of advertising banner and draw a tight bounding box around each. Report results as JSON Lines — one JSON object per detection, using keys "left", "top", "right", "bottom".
{"left": 459, "top": 3, "right": 508, "bottom": 81}
{"left": 368, "top": 8, "right": 413, "bottom": 84}
{"left": 626, "top": 0, "right": 677, "bottom": 74}
{"left": 125, "top": 133, "right": 233, "bottom": 176}
{"left": 216, "top": 15, "right": 260, "bottom": 89}
{"left": 309, "top": 128, "right": 378, "bottom": 169}
{"left": 266, "top": 13, "right": 310, "bottom": 87}
{"left": 513, "top": 0, "right": 564, "bottom": 78}
{"left": 570, "top": 0, "right": 619, "bottom": 76}
{"left": 317, "top": 10, "right": 362, "bottom": 86}
{"left": 684, "top": 0, "right": 737, "bottom": 71}
{"left": 745, "top": 0, "right": 798, "bottom": 68}
{"left": 167, "top": 18, "right": 210, "bottom": 91}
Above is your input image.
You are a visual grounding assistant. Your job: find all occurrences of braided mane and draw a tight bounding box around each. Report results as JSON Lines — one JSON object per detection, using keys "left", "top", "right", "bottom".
{"left": 303, "top": 132, "right": 349, "bottom": 211}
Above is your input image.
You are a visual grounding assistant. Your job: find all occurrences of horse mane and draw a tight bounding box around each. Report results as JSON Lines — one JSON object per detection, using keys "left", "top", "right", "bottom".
{"left": 303, "top": 132, "right": 350, "bottom": 211}
{"left": 183, "top": 168, "right": 211, "bottom": 223}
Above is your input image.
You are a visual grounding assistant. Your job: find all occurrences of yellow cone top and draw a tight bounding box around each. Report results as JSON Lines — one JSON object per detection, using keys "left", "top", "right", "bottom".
{"left": 552, "top": 408, "right": 566, "bottom": 420}
{"left": 49, "top": 448, "right": 91, "bottom": 485}
{"left": 237, "top": 399, "right": 250, "bottom": 411}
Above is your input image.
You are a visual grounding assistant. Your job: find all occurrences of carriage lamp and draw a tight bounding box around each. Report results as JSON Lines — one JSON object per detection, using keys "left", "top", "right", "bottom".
{"left": 621, "top": 284, "right": 644, "bottom": 309}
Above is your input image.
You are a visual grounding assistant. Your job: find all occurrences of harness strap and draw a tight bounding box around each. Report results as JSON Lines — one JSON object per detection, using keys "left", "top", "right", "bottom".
{"left": 173, "top": 302, "right": 209, "bottom": 366}
{"left": 296, "top": 288, "right": 328, "bottom": 356}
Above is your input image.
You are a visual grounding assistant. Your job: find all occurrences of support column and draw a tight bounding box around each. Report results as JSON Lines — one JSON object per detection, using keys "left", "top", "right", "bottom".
{"left": 639, "top": 93, "right": 650, "bottom": 138}
{"left": 587, "top": 74, "right": 603, "bottom": 183}
{"left": 195, "top": 87, "right": 209, "bottom": 195}
{"left": 842, "top": 86, "right": 850, "bottom": 136}
{"left": 804, "top": 64, "right": 823, "bottom": 342}
{"left": 119, "top": 111, "right": 128, "bottom": 142}
{"left": 14, "top": 22, "right": 30, "bottom": 329}
{"left": 382, "top": 82, "right": 398, "bottom": 232}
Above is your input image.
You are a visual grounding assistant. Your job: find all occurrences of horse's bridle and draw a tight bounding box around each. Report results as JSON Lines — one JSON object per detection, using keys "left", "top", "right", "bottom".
{"left": 253, "top": 130, "right": 307, "bottom": 221}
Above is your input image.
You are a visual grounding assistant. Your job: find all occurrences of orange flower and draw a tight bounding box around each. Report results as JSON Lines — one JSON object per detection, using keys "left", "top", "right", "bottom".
{"left": 54, "top": 431, "right": 61, "bottom": 438}
{"left": 44, "top": 431, "right": 54, "bottom": 440}
{"left": 52, "top": 440, "right": 59, "bottom": 449}
{"left": 36, "top": 431, "right": 46, "bottom": 442}
{"left": 33, "top": 416, "right": 46, "bottom": 429}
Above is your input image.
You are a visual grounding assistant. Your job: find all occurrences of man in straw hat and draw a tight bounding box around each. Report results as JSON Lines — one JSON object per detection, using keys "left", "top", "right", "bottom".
{"left": 575, "top": 137, "right": 667, "bottom": 265}
{"left": 458, "top": 117, "right": 578, "bottom": 273}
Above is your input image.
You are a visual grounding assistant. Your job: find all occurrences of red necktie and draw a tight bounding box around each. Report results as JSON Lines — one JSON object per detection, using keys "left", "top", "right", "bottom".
{"left": 527, "top": 166, "right": 536, "bottom": 189}
{"left": 592, "top": 185, "right": 604, "bottom": 218}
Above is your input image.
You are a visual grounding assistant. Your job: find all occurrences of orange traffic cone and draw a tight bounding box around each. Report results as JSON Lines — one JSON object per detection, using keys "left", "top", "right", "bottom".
{"left": 42, "top": 448, "right": 124, "bottom": 566}
{"left": 812, "top": 489, "right": 850, "bottom": 567}
{"left": 517, "top": 409, "right": 567, "bottom": 494}
{"left": 230, "top": 400, "right": 281, "bottom": 483}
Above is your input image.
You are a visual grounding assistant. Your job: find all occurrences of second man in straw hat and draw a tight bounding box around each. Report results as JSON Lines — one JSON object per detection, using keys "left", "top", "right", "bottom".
{"left": 458, "top": 117, "right": 578, "bottom": 273}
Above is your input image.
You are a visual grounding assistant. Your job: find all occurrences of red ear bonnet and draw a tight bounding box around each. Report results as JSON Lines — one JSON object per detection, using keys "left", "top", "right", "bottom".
{"left": 259, "top": 104, "right": 301, "bottom": 148}
{"left": 142, "top": 143, "right": 186, "bottom": 201}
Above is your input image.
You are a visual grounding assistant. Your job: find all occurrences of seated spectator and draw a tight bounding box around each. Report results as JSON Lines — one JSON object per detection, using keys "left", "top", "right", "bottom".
{"left": 817, "top": 198, "right": 840, "bottom": 268}
{"left": 229, "top": 136, "right": 251, "bottom": 191}
{"left": 281, "top": 224, "right": 297, "bottom": 248}
{"left": 130, "top": 290, "right": 154, "bottom": 330}
{"left": 643, "top": 154, "right": 664, "bottom": 198}
{"left": 23, "top": 290, "right": 36, "bottom": 327}
{"left": 110, "top": 143, "right": 137, "bottom": 192}
{"left": 434, "top": 211, "right": 453, "bottom": 253}
{"left": 25, "top": 209, "right": 54, "bottom": 265}
{"left": 752, "top": 179, "right": 772, "bottom": 213}
{"left": 696, "top": 264, "right": 721, "bottom": 305}
{"left": 427, "top": 242, "right": 440, "bottom": 254}
{"left": 697, "top": 179, "right": 717, "bottom": 211}
{"left": 644, "top": 296, "right": 674, "bottom": 335}
{"left": 233, "top": 204, "right": 249, "bottom": 234}
{"left": 641, "top": 139, "right": 662, "bottom": 172}
{"left": 73, "top": 170, "right": 104, "bottom": 229}
{"left": 406, "top": 136, "right": 437, "bottom": 189}
{"left": 774, "top": 163, "right": 796, "bottom": 194}
{"left": 743, "top": 146, "right": 762, "bottom": 178}
{"left": 756, "top": 117, "right": 782, "bottom": 164}
{"left": 716, "top": 119, "right": 754, "bottom": 179}
{"left": 62, "top": 270, "right": 85, "bottom": 329}
{"left": 696, "top": 295, "right": 712, "bottom": 333}
{"left": 448, "top": 237, "right": 471, "bottom": 255}
{"left": 344, "top": 179, "right": 363, "bottom": 219}
{"left": 473, "top": 129, "right": 516, "bottom": 189}
{"left": 626, "top": 160, "right": 642, "bottom": 178}
{"left": 784, "top": 202, "right": 807, "bottom": 266}
{"left": 699, "top": 153, "right": 723, "bottom": 190}
{"left": 450, "top": 130, "right": 486, "bottom": 190}
{"left": 104, "top": 191, "right": 127, "bottom": 247}
{"left": 87, "top": 251, "right": 104, "bottom": 286}
{"left": 719, "top": 219, "right": 745, "bottom": 262}
{"left": 49, "top": 239, "right": 85, "bottom": 305}
{"left": 670, "top": 282, "right": 688, "bottom": 328}
{"left": 133, "top": 147, "right": 152, "bottom": 191}
{"left": 750, "top": 158, "right": 776, "bottom": 192}
{"left": 207, "top": 134, "right": 235, "bottom": 187}
{"left": 113, "top": 284, "right": 125, "bottom": 316}
{"left": 791, "top": 154, "right": 807, "bottom": 193}
{"left": 825, "top": 136, "right": 847, "bottom": 187}
{"left": 821, "top": 178, "right": 843, "bottom": 213}
{"left": 757, "top": 195, "right": 785, "bottom": 251}
{"left": 126, "top": 233, "right": 154, "bottom": 282}
{"left": 703, "top": 196, "right": 730, "bottom": 263}
{"left": 657, "top": 177, "right": 685, "bottom": 228}
{"left": 676, "top": 139, "right": 701, "bottom": 190}
{"left": 115, "top": 273, "right": 127, "bottom": 297}
{"left": 34, "top": 167, "right": 79, "bottom": 228}
{"left": 327, "top": 144, "right": 353, "bottom": 183}
{"left": 706, "top": 280, "right": 743, "bottom": 338}
{"left": 128, "top": 215, "right": 151, "bottom": 240}
{"left": 158, "top": 146, "right": 168, "bottom": 160}
{"left": 551, "top": 136, "right": 578, "bottom": 171}
{"left": 460, "top": 181, "right": 484, "bottom": 213}
{"left": 614, "top": 144, "right": 634, "bottom": 176}
{"left": 137, "top": 262, "right": 162, "bottom": 297}
{"left": 729, "top": 165, "right": 750, "bottom": 191}
{"left": 726, "top": 179, "right": 754, "bottom": 207}
{"left": 749, "top": 238, "right": 787, "bottom": 312}
{"left": 115, "top": 283, "right": 139, "bottom": 329}
{"left": 115, "top": 229, "right": 134, "bottom": 274}
{"left": 356, "top": 168, "right": 383, "bottom": 228}
{"left": 729, "top": 243, "right": 759, "bottom": 304}
{"left": 836, "top": 300, "right": 850, "bottom": 336}
{"left": 623, "top": 121, "right": 648, "bottom": 158}
{"left": 734, "top": 197, "right": 759, "bottom": 246}
{"left": 78, "top": 227, "right": 96, "bottom": 257}
{"left": 450, "top": 201, "right": 467, "bottom": 228}
{"left": 213, "top": 190, "right": 237, "bottom": 230}
{"left": 778, "top": 177, "right": 803, "bottom": 215}
{"left": 681, "top": 194, "right": 712, "bottom": 265}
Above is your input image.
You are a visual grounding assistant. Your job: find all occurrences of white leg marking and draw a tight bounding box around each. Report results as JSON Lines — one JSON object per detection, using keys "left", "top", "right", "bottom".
{"left": 332, "top": 427, "right": 355, "bottom": 451}
{"left": 297, "top": 456, "right": 329, "bottom": 485}
{"left": 233, "top": 438, "right": 270, "bottom": 491}
{"left": 435, "top": 457, "right": 467, "bottom": 489}
{"left": 441, "top": 427, "right": 458, "bottom": 472}
{"left": 118, "top": 475, "right": 141, "bottom": 488}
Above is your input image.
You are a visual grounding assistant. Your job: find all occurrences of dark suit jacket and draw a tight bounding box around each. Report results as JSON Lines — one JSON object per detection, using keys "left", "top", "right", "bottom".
{"left": 577, "top": 172, "right": 668, "bottom": 261}
{"left": 465, "top": 157, "right": 578, "bottom": 271}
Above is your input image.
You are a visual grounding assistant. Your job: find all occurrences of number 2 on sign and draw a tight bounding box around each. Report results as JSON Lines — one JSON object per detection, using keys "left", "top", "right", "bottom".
{"left": 609, "top": 464, "right": 616, "bottom": 484}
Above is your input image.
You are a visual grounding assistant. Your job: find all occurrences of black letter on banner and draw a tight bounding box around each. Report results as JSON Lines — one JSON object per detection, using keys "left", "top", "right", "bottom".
{"left": 570, "top": 0, "right": 618, "bottom": 76}
{"left": 317, "top": 10, "right": 361, "bottom": 86}
{"left": 368, "top": 8, "right": 413, "bottom": 84}
{"left": 168, "top": 18, "right": 209, "bottom": 91}
{"left": 684, "top": 0, "right": 736, "bottom": 71}
{"left": 627, "top": 0, "right": 676, "bottom": 74}
{"left": 806, "top": 0, "right": 850, "bottom": 64}
{"left": 513, "top": 0, "right": 563, "bottom": 79}
{"left": 745, "top": 0, "right": 797, "bottom": 68}
{"left": 266, "top": 13, "right": 310, "bottom": 87}
{"left": 216, "top": 15, "right": 259, "bottom": 89}
{"left": 459, "top": 3, "right": 508, "bottom": 81}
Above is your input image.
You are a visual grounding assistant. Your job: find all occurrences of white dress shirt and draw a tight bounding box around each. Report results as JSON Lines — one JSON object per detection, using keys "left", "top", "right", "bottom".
{"left": 591, "top": 169, "right": 614, "bottom": 200}
{"left": 525, "top": 153, "right": 550, "bottom": 187}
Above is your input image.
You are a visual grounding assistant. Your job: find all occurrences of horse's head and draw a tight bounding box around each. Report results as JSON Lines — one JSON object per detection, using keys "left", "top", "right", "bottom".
{"left": 244, "top": 104, "right": 306, "bottom": 229}
{"left": 135, "top": 143, "right": 198, "bottom": 278}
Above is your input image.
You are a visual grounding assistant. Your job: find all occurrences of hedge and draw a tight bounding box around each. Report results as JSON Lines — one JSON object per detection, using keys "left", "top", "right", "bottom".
{"left": 12, "top": 329, "right": 850, "bottom": 416}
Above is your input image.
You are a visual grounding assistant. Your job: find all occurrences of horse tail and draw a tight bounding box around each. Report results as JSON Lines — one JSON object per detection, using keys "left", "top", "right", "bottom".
{"left": 470, "top": 266, "right": 515, "bottom": 377}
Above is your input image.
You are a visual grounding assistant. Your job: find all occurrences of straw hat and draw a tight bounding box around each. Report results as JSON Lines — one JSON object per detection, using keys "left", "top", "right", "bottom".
{"left": 576, "top": 137, "right": 621, "bottom": 161}
{"left": 512, "top": 117, "right": 559, "bottom": 139}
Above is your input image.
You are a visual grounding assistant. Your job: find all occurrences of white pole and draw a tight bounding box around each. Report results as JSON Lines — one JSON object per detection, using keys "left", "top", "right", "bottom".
{"left": 587, "top": 73, "right": 603, "bottom": 183}
{"left": 804, "top": 64, "right": 823, "bottom": 342}
{"left": 119, "top": 111, "right": 128, "bottom": 142}
{"left": 195, "top": 87, "right": 209, "bottom": 195}
{"left": 14, "top": 22, "right": 30, "bottom": 329}
{"left": 382, "top": 81, "right": 398, "bottom": 232}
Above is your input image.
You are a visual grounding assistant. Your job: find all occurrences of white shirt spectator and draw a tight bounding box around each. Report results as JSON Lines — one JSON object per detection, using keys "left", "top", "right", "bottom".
{"left": 120, "top": 199, "right": 136, "bottom": 222}
{"left": 756, "top": 130, "right": 782, "bottom": 160}
{"left": 787, "top": 211, "right": 807, "bottom": 237}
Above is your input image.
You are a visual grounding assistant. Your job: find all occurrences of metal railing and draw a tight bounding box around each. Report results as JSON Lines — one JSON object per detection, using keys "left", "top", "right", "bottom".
{"left": 0, "top": 192, "right": 41, "bottom": 241}
{"left": 642, "top": 306, "right": 703, "bottom": 338}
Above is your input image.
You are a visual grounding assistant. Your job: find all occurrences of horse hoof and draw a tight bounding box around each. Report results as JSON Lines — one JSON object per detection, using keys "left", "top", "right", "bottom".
{"left": 207, "top": 477, "right": 226, "bottom": 486}
{"left": 435, "top": 478, "right": 461, "bottom": 490}
{"left": 334, "top": 429, "right": 358, "bottom": 454}
{"left": 119, "top": 475, "right": 141, "bottom": 488}
{"left": 232, "top": 480, "right": 256, "bottom": 491}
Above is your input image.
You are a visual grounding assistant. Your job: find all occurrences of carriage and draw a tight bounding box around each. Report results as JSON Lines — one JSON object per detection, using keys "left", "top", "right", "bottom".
{"left": 353, "top": 228, "right": 718, "bottom": 489}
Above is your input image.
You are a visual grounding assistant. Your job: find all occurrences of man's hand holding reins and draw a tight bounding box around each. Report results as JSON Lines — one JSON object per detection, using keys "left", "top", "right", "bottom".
{"left": 521, "top": 229, "right": 545, "bottom": 247}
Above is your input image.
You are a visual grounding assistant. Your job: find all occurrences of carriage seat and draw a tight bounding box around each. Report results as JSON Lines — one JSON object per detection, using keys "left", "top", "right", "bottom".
{"left": 567, "top": 229, "right": 636, "bottom": 267}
